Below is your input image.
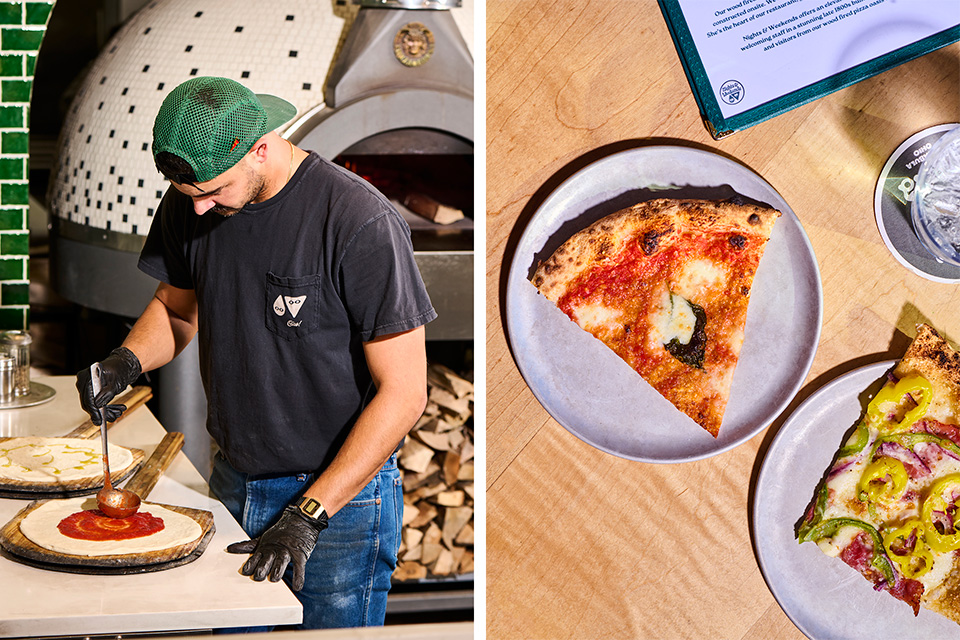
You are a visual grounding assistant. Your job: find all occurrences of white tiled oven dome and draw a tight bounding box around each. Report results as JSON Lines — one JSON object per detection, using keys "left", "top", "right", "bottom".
{"left": 47, "top": 0, "right": 474, "bottom": 237}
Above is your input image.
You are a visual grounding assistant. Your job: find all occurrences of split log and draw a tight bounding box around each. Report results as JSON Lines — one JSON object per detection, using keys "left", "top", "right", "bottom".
{"left": 399, "top": 439, "right": 435, "bottom": 474}
{"left": 427, "top": 362, "right": 474, "bottom": 398}
{"left": 454, "top": 523, "right": 474, "bottom": 546}
{"left": 403, "top": 192, "right": 465, "bottom": 225}
{"left": 394, "top": 561, "right": 427, "bottom": 581}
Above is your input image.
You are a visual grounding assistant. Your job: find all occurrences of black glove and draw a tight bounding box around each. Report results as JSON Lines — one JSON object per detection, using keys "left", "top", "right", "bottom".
{"left": 75, "top": 347, "right": 142, "bottom": 425}
{"left": 226, "top": 505, "right": 329, "bottom": 591}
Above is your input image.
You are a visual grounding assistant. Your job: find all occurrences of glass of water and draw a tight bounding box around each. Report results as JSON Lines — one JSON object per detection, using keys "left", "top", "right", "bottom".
{"left": 912, "top": 125, "right": 960, "bottom": 267}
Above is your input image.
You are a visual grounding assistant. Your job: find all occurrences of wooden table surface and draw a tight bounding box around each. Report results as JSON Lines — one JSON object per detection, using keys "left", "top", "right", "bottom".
{"left": 484, "top": 2, "right": 960, "bottom": 638}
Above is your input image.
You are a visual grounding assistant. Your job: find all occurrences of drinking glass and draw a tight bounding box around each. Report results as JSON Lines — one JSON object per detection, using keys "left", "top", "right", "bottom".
{"left": 912, "top": 125, "right": 960, "bottom": 267}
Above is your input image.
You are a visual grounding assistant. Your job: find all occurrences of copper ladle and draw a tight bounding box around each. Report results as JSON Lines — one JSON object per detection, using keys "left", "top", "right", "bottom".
{"left": 90, "top": 363, "right": 141, "bottom": 518}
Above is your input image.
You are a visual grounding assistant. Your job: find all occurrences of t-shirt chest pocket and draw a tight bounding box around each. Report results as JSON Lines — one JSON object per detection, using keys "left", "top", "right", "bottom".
{"left": 264, "top": 272, "right": 322, "bottom": 339}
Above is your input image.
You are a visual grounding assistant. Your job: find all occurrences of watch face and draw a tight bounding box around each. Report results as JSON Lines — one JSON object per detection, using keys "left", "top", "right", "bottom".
{"left": 300, "top": 497, "right": 322, "bottom": 517}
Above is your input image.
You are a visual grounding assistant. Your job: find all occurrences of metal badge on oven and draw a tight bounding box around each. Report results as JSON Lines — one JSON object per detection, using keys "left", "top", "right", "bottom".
{"left": 394, "top": 22, "right": 435, "bottom": 67}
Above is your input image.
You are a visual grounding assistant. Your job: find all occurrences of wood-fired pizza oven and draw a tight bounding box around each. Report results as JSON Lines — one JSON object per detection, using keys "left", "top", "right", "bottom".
{"left": 44, "top": 0, "right": 474, "bottom": 492}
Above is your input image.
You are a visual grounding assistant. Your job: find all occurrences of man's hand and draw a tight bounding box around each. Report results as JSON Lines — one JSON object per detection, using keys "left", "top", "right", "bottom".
{"left": 75, "top": 347, "right": 142, "bottom": 425}
{"left": 226, "top": 505, "right": 328, "bottom": 591}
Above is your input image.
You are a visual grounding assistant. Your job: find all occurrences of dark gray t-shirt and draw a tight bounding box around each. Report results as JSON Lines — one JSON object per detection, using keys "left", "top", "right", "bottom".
{"left": 138, "top": 152, "right": 436, "bottom": 475}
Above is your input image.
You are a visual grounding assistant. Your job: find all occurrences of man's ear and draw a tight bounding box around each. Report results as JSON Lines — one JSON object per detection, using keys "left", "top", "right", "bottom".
{"left": 249, "top": 136, "right": 271, "bottom": 163}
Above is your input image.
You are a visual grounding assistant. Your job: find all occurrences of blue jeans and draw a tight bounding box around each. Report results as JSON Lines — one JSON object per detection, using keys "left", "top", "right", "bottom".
{"left": 209, "top": 450, "right": 403, "bottom": 630}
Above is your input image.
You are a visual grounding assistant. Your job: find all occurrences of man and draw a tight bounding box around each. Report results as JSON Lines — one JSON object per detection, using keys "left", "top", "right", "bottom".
{"left": 75, "top": 76, "right": 436, "bottom": 629}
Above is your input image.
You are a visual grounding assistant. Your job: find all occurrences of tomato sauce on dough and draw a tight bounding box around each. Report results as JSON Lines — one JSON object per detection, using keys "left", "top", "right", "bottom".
{"left": 57, "top": 509, "right": 165, "bottom": 541}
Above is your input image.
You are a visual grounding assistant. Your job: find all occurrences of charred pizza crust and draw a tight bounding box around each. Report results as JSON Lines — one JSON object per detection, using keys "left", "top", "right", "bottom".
{"left": 901, "top": 324, "right": 960, "bottom": 622}
{"left": 532, "top": 198, "right": 779, "bottom": 301}
{"left": 530, "top": 197, "right": 780, "bottom": 436}
{"left": 895, "top": 323, "right": 960, "bottom": 422}
{"left": 927, "top": 564, "right": 960, "bottom": 623}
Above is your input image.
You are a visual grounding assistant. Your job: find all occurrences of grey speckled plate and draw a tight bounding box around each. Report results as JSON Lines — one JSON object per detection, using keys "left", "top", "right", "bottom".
{"left": 504, "top": 145, "right": 822, "bottom": 463}
{"left": 753, "top": 361, "right": 958, "bottom": 639}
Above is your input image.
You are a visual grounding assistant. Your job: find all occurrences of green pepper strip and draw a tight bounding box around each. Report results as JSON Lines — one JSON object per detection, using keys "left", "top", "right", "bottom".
{"left": 798, "top": 483, "right": 829, "bottom": 541}
{"left": 798, "top": 517, "right": 895, "bottom": 584}
{"left": 838, "top": 421, "right": 870, "bottom": 458}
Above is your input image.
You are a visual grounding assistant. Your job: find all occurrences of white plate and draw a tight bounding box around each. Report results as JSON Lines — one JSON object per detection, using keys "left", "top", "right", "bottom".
{"left": 504, "top": 145, "right": 822, "bottom": 462}
{"left": 753, "top": 361, "right": 959, "bottom": 639}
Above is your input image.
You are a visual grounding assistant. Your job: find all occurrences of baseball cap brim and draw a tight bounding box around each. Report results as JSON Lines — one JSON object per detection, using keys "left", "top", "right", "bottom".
{"left": 258, "top": 94, "right": 297, "bottom": 131}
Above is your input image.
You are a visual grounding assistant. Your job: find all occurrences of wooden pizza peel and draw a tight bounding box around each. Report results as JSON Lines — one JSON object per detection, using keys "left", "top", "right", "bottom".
{"left": 0, "top": 386, "right": 152, "bottom": 499}
{"left": 0, "top": 430, "right": 216, "bottom": 574}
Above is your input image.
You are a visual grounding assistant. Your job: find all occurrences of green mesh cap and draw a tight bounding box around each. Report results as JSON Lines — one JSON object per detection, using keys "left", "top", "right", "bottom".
{"left": 152, "top": 76, "right": 297, "bottom": 183}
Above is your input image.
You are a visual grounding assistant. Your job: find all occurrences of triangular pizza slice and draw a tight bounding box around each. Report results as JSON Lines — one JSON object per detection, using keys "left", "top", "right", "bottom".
{"left": 798, "top": 324, "right": 960, "bottom": 623}
{"left": 531, "top": 197, "right": 780, "bottom": 437}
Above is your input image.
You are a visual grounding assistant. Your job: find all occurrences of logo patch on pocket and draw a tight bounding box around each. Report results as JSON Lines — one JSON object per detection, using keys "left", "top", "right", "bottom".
{"left": 265, "top": 272, "right": 320, "bottom": 340}
{"left": 284, "top": 295, "right": 307, "bottom": 318}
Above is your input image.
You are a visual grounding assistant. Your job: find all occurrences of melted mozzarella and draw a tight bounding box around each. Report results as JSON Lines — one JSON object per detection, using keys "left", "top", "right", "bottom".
{"left": 817, "top": 526, "right": 860, "bottom": 558}
{"left": 819, "top": 426, "right": 960, "bottom": 595}
{"left": 571, "top": 302, "right": 622, "bottom": 333}
{"left": 674, "top": 258, "right": 727, "bottom": 298}
{"left": 652, "top": 290, "right": 695, "bottom": 345}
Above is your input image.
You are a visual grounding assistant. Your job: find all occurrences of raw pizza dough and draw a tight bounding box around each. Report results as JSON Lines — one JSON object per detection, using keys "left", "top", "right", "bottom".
{"left": 19, "top": 497, "right": 203, "bottom": 556}
{"left": 0, "top": 437, "right": 134, "bottom": 483}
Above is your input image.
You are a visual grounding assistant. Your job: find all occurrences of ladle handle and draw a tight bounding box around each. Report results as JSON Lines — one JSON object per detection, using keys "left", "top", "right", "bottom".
{"left": 90, "top": 363, "right": 112, "bottom": 490}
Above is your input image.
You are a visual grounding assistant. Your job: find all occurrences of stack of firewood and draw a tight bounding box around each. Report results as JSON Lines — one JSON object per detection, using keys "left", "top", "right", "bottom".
{"left": 393, "top": 362, "right": 474, "bottom": 581}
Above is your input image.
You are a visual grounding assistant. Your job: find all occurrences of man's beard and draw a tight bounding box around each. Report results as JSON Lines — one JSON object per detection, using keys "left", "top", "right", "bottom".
{"left": 211, "top": 170, "right": 267, "bottom": 217}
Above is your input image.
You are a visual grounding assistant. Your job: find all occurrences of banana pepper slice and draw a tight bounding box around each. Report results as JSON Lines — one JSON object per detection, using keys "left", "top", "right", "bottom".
{"left": 883, "top": 519, "right": 934, "bottom": 579}
{"left": 867, "top": 374, "right": 932, "bottom": 432}
{"left": 921, "top": 473, "right": 960, "bottom": 553}
{"left": 858, "top": 457, "right": 908, "bottom": 503}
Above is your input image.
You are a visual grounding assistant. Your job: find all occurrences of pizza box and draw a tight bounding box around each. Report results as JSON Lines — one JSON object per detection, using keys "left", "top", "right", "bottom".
{"left": 658, "top": 0, "right": 960, "bottom": 139}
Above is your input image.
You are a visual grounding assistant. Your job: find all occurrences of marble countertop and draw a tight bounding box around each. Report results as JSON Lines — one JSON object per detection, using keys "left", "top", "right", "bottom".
{"left": 0, "top": 376, "right": 302, "bottom": 638}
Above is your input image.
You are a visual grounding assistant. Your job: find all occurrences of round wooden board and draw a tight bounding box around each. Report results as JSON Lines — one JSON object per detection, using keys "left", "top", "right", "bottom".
{"left": 0, "top": 500, "right": 215, "bottom": 571}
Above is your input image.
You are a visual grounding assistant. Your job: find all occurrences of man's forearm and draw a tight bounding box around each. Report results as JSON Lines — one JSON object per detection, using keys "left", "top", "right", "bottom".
{"left": 121, "top": 286, "right": 198, "bottom": 373}
{"left": 304, "top": 387, "right": 423, "bottom": 517}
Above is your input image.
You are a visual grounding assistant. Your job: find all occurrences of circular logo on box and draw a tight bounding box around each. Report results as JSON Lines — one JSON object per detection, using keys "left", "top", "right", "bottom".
{"left": 719, "top": 80, "right": 745, "bottom": 105}
{"left": 394, "top": 22, "right": 435, "bottom": 67}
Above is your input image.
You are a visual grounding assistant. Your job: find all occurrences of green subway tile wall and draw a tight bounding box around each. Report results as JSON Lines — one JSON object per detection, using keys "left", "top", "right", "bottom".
{"left": 0, "top": 1, "right": 52, "bottom": 330}
{"left": 0, "top": 5, "right": 19, "bottom": 25}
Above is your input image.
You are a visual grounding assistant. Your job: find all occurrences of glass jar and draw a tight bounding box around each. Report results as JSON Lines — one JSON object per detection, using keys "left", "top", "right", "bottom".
{"left": 912, "top": 125, "right": 960, "bottom": 266}
{"left": 0, "top": 330, "right": 32, "bottom": 396}
{"left": 0, "top": 355, "right": 14, "bottom": 403}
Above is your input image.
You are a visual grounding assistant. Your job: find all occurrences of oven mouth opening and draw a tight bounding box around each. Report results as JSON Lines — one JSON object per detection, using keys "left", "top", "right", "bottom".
{"left": 334, "top": 127, "right": 473, "bottom": 253}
